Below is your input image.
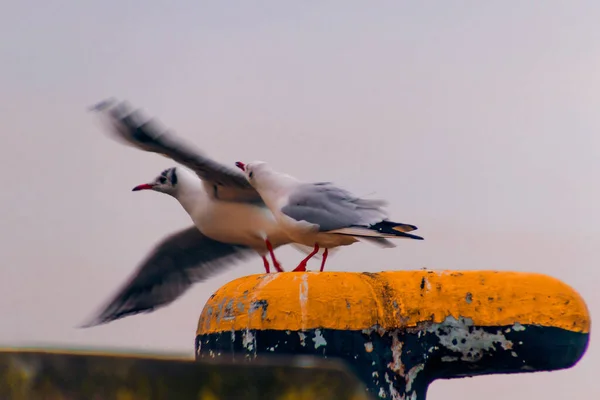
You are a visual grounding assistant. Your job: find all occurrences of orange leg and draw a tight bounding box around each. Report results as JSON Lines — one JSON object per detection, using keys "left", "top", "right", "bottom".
{"left": 293, "top": 243, "right": 320, "bottom": 272}
{"left": 266, "top": 240, "right": 284, "bottom": 272}
{"left": 262, "top": 256, "right": 270, "bottom": 273}
{"left": 319, "top": 248, "right": 329, "bottom": 272}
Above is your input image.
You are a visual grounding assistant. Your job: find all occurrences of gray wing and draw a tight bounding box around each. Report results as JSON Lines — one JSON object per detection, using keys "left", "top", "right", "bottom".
{"left": 80, "top": 226, "right": 256, "bottom": 328}
{"left": 91, "top": 99, "right": 263, "bottom": 204}
{"left": 281, "top": 183, "right": 388, "bottom": 232}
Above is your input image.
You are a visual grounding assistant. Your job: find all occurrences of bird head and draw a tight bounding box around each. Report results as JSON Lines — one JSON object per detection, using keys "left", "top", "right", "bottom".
{"left": 132, "top": 167, "right": 179, "bottom": 195}
{"left": 235, "top": 160, "right": 272, "bottom": 188}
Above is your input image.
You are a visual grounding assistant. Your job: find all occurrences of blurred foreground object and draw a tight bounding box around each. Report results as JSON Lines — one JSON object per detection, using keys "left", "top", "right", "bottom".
{"left": 196, "top": 271, "right": 590, "bottom": 399}
{"left": 0, "top": 349, "right": 370, "bottom": 399}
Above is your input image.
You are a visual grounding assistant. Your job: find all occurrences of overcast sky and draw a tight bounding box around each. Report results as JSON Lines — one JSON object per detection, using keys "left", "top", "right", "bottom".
{"left": 0, "top": 1, "right": 598, "bottom": 398}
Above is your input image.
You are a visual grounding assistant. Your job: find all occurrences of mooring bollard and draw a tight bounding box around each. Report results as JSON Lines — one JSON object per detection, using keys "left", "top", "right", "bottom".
{"left": 195, "top": 270, "right": 590, "bottom": 400}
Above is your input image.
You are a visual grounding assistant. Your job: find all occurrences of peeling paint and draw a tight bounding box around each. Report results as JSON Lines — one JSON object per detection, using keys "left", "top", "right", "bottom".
{"left": 298, "top": 332, "right": 306, "bottom": 347}
{"left": 387, "top": 332, "right": 404, "bottom": 375}
{"left": 236, "top": 301, "right": 245, "bottom": 312}
{"left": 465, "top": 292, "right": 473, "bottom": 304}
{"left": 425, "top": 316, "right": 514, "bottom": 362}
{"left": 405, "top": 364, "right": 424, "bottom": 392}
{"left": 242, "top": 329, "right": 255, "bottom": 353}
{"left": 249, "top": 299, "right": 269, "bottom": 320}
{"left": 362, "top": 325, "right": 387, "bottom": 337}
{"left": 313, "top": 329, "right": 327, "bottom": 349}
{"left": 512, "top": 322, "right": 526, "bottom": 331}
{"left": 384, "top": 372, "right": 402, "bottom": 400}
{"left": 364, "top": 342, "right": 373, "bottom": 353}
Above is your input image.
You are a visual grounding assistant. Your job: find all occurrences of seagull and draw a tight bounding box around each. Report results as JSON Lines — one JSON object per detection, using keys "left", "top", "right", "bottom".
{"left": 234, "top": 161, "right": 424, "bottom": 272}
{"left": 81, "top": 100, "right": 294, "bottom": 327}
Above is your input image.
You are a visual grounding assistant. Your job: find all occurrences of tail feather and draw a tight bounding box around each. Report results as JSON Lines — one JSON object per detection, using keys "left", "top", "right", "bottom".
{"left": 327, "top": 226, "right": 424, "bottom": 241}
{"left": 358, "top": 237, "right": 396, "bottom": 248}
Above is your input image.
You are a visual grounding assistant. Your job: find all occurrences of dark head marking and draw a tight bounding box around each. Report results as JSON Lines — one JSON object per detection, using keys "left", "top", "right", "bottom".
{"left": 155, "top": 168, "right": 177, "bottom": 185}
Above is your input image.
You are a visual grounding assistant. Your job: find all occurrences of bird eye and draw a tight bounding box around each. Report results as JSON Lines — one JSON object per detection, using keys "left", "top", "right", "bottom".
{"left": 158, "top": 176, "right": 167, "bottom": 184}
{"left": 249, "top": 172, "right": 254, "bottom": 179}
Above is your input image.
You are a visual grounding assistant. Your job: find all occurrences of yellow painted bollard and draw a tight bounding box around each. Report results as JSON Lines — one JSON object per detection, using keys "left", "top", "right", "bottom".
{"left": 196, "top": 270, "right": 590, "bottom": 400}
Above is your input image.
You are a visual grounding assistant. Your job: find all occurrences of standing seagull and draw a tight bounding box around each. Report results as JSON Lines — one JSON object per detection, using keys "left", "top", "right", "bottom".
{"left": 81, "top": 100, "right": 292, "bottom": 327}
{"left": 235, "top": 161, "right": 424, "bottom": 272}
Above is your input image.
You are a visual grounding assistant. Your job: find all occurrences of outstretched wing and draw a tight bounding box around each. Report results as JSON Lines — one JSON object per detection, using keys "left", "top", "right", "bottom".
{"left": 91, "top": 99, "right": 263, "bottom": 204}
{"left": 80, "top": 226, "right": 256, "bottom": 327}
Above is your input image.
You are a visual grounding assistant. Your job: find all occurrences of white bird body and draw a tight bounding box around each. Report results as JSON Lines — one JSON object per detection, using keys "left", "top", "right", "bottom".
{"left": 170, "top": 166, "right": 290, "bottom": 252}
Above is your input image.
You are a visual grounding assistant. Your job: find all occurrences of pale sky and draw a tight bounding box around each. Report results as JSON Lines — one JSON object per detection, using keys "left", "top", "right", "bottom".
{"left": 0, "top": 1, "right": 598, "bottom": 398}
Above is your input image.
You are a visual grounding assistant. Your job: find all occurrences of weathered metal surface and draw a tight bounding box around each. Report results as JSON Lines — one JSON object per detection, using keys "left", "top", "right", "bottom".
{"left": 0, "top": 349, "right": 371, "bottom": 399}
{"left": 195, "top": 270, "right": 591, "bottom": 399}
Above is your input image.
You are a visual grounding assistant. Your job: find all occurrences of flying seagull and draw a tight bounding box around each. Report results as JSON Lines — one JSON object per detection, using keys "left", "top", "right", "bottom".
{"left": 81, "top": 100, "right": 293, "bottom": 327}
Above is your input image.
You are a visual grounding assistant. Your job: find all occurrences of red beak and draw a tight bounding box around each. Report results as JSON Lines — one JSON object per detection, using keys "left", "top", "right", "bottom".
{"left": 132, "top": 183, "right": 154, "bottom": 191}
{"left": 235, "top": 161, "right": 246, "bottom": 171}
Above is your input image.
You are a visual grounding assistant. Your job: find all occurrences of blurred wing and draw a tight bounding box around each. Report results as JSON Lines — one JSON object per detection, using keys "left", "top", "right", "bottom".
{"left": 80, "top": 226, "right": 256, "bottom": 328}
{"left": 281, "top": 183, "right": 388, "bottom": 232}
{"left": 91, "top": 99, "right": 263, "bottom": 204}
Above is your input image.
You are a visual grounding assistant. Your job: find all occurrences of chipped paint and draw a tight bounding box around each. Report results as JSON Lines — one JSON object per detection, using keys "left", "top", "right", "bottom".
{"left": 242, "top": 329, "right": 255, "bottom": 353}
{"left": 364, "top": 342, "right": 373, "bottom": 353}
{"left": 384, "top": 372, "right": 402, "bottom": 400}
{"left": 387, "top": 332, "right": 404, "bottom": 375}
{"left": 249, "top": 299, "right": 269, "bottom": 319}
{"left": 465, "top": 292, "right": 473, "bottom": 304}
{"left": 405, "top": 364, "right": 424, "bottom": 392}
{"left": 512, "top": 322, "right": 526, "bottom": 331}
{"left": 298, "top": 332, "right": 306, "bottom": 347}
{"left": 425, "top": 316, "right": 514, "bottom": 362}
{"left": 313, "top": 329, "right": 327, "bottom": 349}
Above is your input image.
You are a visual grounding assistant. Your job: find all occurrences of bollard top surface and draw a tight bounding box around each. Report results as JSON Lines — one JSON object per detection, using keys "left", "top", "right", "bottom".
{"left": 197, "top": 270, "right": 590, "bottom": 335}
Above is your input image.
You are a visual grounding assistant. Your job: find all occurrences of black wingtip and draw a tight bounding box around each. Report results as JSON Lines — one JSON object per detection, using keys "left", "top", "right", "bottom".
{"left": 395, "top": 231, "right": 424, "bottom": 240}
